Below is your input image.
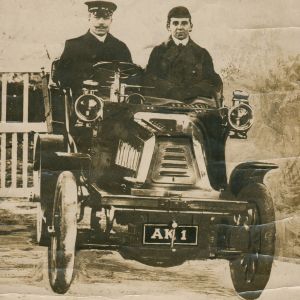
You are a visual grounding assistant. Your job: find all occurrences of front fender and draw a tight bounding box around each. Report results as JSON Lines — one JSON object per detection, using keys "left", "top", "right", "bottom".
{"left": 43, "top": 152, "right": 91, "bottom": 172}
{"left": 34, "top": 134, "right": 91, "bottom": 171}
{"left": 229, "top": 162, "right": 278, "bottom": 196}
{"left": 33, "top": 133, "right": 90, "bottom": 210}
{"left": 33, "top": 134, "right": 66, "bottom": 171}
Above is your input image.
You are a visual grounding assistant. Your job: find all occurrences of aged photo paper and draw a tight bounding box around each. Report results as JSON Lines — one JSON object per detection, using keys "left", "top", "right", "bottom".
{"left": 0, "top": 0, "right": 299, "bottom": 299}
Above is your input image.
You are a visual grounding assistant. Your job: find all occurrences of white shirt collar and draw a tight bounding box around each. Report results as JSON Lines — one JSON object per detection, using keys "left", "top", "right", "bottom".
{"left": 172, "top": 36, "right": 189, "bottom": 46}
{"left": 90, "top": 30, "right": 107, "bottom": 43}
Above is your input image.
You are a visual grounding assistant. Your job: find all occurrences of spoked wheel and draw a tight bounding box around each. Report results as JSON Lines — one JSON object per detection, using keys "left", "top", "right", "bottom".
{"left": 48, "top": 171, "right": 77, "bottom": 294}
{"left": 230, "top": 183, "right": 276, "bottom": 299}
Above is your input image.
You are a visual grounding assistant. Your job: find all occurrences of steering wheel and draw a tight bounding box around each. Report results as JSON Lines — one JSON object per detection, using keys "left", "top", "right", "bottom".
{"left": 93, "top": 61, "right": 143, "bottom": 81}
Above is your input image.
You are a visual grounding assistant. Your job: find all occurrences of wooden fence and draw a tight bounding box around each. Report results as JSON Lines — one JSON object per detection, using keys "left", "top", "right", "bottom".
{"left": 0, "top": 73, "right": 47, "bottom": 197}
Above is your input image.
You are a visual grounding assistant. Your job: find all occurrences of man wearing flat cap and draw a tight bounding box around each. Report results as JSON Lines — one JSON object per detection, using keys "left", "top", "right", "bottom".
{"left": 57, "top": 0, "right": 132, "bottom": 96}
{"left": 145, "top": 6, "right": 223, "bottom": 102}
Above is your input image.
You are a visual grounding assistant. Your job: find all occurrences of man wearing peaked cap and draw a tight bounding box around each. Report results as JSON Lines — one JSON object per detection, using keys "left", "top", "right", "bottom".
{"left": 56, "top": 0, "right": 132, "bottom": 96}
{"left": 145, "top": 6, "right": 223, "bottom": 103}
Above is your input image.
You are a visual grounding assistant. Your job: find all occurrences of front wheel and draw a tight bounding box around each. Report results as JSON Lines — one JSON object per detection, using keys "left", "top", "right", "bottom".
{"left": 48, "top": 171, "right": 77, "bottom": 294}
{"left": 230, "top": 183, "right": 276, "bottom": 300}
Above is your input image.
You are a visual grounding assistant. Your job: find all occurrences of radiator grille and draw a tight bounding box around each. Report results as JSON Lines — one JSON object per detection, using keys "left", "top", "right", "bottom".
{"left": 115, "top": 140, "right": 141, "bottom": 172}
{"left": 152, "top": 140, "right": 196, "bottom": 185}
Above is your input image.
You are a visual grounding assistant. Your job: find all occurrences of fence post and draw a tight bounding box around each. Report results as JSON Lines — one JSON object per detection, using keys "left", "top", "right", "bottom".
{"left": 0, "top": 134, "right": 6, "bottom": 188}
{"left": 1, "top": 74, "right": 7, "bottom": 188}
{"left": 22, "top": 73, "right": 29, "bottom": 188}
{"left": 11, "top": 133, "right": 18, "bottom": 188}
{"left": 1, "top": 73, "right": 7, "bottom": 122}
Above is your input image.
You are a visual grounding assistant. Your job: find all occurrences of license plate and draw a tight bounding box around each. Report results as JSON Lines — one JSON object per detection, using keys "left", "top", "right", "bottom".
{"left": 143, "top": 224, "right": 198, "bottom": 245}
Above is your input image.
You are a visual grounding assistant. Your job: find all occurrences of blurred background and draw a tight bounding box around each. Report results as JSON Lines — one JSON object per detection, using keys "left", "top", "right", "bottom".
{"left": 0, "top": 0, "right": 299, "bottom": 72}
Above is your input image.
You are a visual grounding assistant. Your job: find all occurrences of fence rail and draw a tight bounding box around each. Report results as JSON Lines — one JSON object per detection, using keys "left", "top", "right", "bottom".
{"left": 0, "top": 73, "right": 47, "bottom": 197}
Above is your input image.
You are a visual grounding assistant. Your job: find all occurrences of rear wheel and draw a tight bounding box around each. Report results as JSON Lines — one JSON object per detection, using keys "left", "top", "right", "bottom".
{"left": 230, "top": 183, "right": 275, "bottom": 299}
{"left": 48, "top": 171, "right": 77, "bottom": 294}
{"left": 36, "top": 202, "right": 49, "bottom": 245}
{"left": 34, "top": 163, "right": 49, "bottom": 246}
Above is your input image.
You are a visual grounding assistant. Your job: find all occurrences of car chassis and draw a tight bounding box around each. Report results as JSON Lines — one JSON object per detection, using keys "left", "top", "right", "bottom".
{"left": 33, "top": 61, "right": 277, "bottom": 299}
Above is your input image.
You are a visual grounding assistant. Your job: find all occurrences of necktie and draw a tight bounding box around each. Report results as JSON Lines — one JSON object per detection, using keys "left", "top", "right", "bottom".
{"left": 177, "top": 44, "right": 184, "bottom": 53}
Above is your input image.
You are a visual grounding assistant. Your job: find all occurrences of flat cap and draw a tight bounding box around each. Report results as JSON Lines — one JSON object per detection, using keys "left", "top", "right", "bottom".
{"left": 168, "top": 6, "right": 191, "bottom": 20}
{"left": 85, "top": 1, "right": 117, "bottom": 14}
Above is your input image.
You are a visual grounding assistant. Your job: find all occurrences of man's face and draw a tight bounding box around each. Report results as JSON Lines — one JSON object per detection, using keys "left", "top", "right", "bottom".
{"left": 89, "top": 12, "right": 112, "bottom": 36}
{"left": 167, "top": 17, "right": 192, "bottom": 40}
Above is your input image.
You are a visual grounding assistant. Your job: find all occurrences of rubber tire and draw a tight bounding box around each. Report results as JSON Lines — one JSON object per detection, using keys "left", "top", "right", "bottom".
{"left": 48, "top": 171, "right": 77, "bottom": 294}
{"left": 34, "top": 161, "right": 50, "bottom": 246}
{"left": 34, "top": 163, "right": 44, "bottom": 245}
{"left": 230, "top": 183, "right": 275, "bottom": 300}
{"left": 36, "top": 202, "right": 49, "bottom": 245}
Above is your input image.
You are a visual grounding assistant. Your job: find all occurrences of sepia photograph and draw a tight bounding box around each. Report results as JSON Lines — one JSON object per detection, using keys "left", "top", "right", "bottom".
{"left": 0, "top": 0, "right": 299, "bottom": 299}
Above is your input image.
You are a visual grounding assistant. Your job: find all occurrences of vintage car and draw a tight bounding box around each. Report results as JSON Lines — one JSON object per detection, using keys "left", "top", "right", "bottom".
{"left": 33, "top": 61, "right": 277, "bottom": 299}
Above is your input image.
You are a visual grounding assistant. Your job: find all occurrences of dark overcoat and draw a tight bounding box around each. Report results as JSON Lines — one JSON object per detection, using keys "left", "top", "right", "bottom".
{"left": 56, "top": 31, "right": 132, "bottom": 93}
{"left": 145, "top": 37, "right": 222, "bottom": 101}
